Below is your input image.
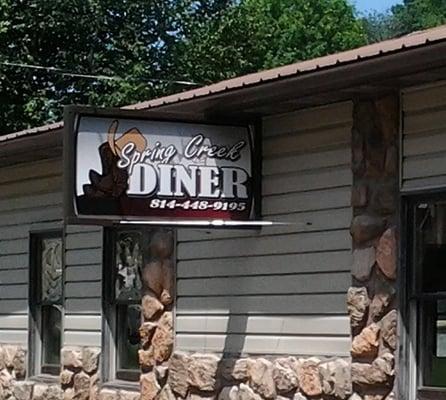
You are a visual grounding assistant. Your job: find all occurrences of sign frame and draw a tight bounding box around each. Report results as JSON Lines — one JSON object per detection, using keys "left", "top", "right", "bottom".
{"left": 63, "top": 105, "right": 262, "bottom": 228}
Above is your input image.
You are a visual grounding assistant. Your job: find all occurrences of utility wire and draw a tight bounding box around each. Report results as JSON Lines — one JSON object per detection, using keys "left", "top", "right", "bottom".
{"left": 0, "top": 61, "right": 201, "bottom": 86}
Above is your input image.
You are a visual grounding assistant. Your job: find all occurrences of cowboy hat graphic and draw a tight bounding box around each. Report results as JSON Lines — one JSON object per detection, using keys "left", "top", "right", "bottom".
{"left": 107, "top": 120, "right": 147, "bottom": 155}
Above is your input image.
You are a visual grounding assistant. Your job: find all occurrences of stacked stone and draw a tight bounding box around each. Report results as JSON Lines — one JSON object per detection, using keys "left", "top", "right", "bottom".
{"left": 15, "top": 382, "right": 63, "bottom": 400}
{"left": 0, "top": 344, "right": 26, "bottom": 399}
{"left": 60, "top": 348, "right": 139, "bottom": 400}
{"left": 153, "top": 351, "right": 352, "bottom": 400}
{"left": 98, "top": 388, "right": 140, "bottom": 400}
{"left": 138, "top": 230, "right": 174, "bottom": 400}
{"left": 59, "top": 346, "right": 101, "bottom": 400}
{"left": 349, "top": 95, "right": 399, "bottom": 400}
{"left": 0, "top": 344, "right": 65, "bottom": 400}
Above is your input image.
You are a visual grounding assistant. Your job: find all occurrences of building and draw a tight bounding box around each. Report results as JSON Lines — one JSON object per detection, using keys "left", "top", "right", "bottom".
{"left": 2, "top": 24, "right": 446, "bottom": 400}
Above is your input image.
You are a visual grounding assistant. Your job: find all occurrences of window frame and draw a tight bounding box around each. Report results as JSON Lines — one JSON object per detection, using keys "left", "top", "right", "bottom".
{"left": 28, "top": 228, "right": 64, "bottom": 379}
{"left": 404, "top": 192, "right": 446, "bottom": 399}
{"left": 102, "top": 227, "right": 145, "bottom": 385}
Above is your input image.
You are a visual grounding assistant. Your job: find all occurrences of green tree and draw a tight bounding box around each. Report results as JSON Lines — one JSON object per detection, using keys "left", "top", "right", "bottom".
{"left": 363, "top": 0, "right": 446, "bottom": 43}
{"left": 361, "top": 11, "right": 395, "bottom": 43}
{"left": 173, "top": 0, "right": 367, "bottom": 84}
{"left": 0, "top": 0, "right": 231, "bottom": 134}
{"left": 0, "top": 0, "right": 367, "bottom": 134}
{"left": 391, "top": 0, "right": 446, "bottom": 36}
{"left": 0, "top": 0, "right": 172, "bottom": 133}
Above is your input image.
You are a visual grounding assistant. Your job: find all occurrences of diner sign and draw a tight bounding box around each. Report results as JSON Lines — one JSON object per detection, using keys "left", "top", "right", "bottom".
{"left": 64, "top": 107, "right": 257, "bottom": 226}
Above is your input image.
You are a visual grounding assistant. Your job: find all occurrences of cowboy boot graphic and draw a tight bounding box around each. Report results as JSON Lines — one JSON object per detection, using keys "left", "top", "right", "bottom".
{"left": 83, "top": 120, "right": 147, "bottom": 198}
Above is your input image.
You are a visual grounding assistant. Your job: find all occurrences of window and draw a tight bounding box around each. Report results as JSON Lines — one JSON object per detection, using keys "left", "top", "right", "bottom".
{"left": 103, "top": 227, "right": 175, "bottom": 383}
{"left": 103, "top": 228, "right": 145, "bottom": 382}
{"left": 409, "top": 199, "right": 446, "bottom": 394}
{"left": 29, "top": 231, "right": 63, "bottom": 376}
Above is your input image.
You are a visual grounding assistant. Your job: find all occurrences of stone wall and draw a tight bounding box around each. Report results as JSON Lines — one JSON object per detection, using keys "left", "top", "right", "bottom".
{"left": 152, "top": 352, "right": 352, "bottom": 400}
{"left": 132, "top": 224, "right": 358, "bottom": 400}
{"left": 60, "top": 346, "right": 101, "bottom": 400}
{"left": 0, "top": 344, "right": 26, "bottom": 399}
{"left": 0, "top": 343, "right": 65, "bottom": 400}
{"left": 139, "top": 229, "right": 174, "bottom": 400}
{"left": 98, "top": 388, "right": 140, "bottom": 400}
{"left": 349, "top": 95, "right": 399, "bottom": 400}
{"left": 0, "top": 344, "right": 140, "bottom": 400}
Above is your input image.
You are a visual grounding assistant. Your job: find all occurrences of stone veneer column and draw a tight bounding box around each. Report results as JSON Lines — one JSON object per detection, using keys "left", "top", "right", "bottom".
{"left": 138, "top": 229, "right": 174, "bottom": 400}
{"left": 348, "top": 95, "right": 399, "bottom": 400}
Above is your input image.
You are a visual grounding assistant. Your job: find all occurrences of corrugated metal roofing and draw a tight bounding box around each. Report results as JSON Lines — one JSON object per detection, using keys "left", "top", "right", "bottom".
{"left": 126, "top": 24, "right": 446, "bottom": 110}
{"left": 2, "top": 24, "right": 446, "bottom": 142}
{"left": 0, "top": 121, "right": 63, "bottom": 142}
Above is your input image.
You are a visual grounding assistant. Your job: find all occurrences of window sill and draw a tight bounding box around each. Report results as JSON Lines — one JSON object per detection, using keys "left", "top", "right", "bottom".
{"left": 418, "top": 387, "right": 446, "bottom": 400}
{"left": 102, "top": 380, "right": 140, "bottom": 392}
{"left": 28, "top": 374, "right": 60, "bottom": 384}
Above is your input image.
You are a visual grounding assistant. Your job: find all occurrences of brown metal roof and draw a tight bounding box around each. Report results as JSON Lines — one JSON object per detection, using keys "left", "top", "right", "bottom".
{"left": 2, "top": 24, "right": 446, "bottom": 143}
{"left": 126, "top": 24, "right": 446, "bottom": 110}
{"left": 0, "top": 121, "right": 63, "bottom": 143}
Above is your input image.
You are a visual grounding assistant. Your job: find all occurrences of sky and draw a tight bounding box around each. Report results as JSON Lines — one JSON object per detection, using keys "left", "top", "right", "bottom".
{"left": 353, "top": 0, "right": 403, "bottom": 13}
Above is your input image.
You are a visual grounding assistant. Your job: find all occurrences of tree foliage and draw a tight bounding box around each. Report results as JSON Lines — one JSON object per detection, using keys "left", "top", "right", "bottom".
{"left": 391, "top": 0, "right": 446, "bottom": 35}
{"left": 361, "top": 11, "right": 395, "bottom": 43}
{"left": 174, "top": 0, "right": 367, "bottom": 84}
{"left": 363, "top": 0, "right": 446, "bottom": 43}
{"left": 3, "top": 0, "right": 446, "bottom": 134}
{"left": 0, "top": 0, "right": 231, "bottom": 133}
{"left": 0, "top": 0, "right": 367, "bottom": 134}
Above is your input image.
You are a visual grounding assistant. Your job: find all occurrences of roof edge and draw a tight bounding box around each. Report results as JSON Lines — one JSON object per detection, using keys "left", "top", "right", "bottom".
{"left": 125, "top": 24, "right": 446, "bottom": 111}
{"left": 2, "top": 24, "right": 446, "bottom": 142}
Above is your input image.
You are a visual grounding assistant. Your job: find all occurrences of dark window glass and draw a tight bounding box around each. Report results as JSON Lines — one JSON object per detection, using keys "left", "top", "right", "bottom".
{"left": 413, "top": 202, "right": 446, "bottom": 388}
{"left": 116, "top": 304, "right": 140, "bottom": 372}
{"left": 421, "top": 245, "right": 446, "bottom": 293}
{"left": 41, "top": 305, "right": 62, "bottom": 369}
{"left": 420, "top": 299, "right": 446, "bottom": 387}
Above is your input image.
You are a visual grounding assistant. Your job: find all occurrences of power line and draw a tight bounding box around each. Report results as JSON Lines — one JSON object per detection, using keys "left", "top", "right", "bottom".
{"left": 0, "top": 61, "right": 201, "bottom": 86}
{"left": 1, "top": 61, "right": 118, "bottom": 81}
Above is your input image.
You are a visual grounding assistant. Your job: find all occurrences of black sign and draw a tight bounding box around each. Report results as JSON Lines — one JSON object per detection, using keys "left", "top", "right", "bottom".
{"left": 64, "top": 107, "right": 260, "bottom": 227}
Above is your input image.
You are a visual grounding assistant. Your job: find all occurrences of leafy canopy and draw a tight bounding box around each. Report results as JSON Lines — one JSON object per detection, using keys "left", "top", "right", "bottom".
{"left": 0, "top": 0, "right": 367, "bottom": 134}
{"left": 0, "top": 0, "right": 230, "bottom": 133}
{"left": 391, "top": 0, "right": 446, "bottom": 35}
{"left": 363, "top": 0, "right": 446, "bottom": 43}
{"left": 175, "top": 0, "right": 367, "bottom": 83}
{"left": 3, "top": 0, "right": 446, "bottom": 134}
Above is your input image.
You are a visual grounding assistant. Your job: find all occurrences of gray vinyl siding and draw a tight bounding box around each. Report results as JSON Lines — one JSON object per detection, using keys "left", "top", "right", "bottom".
{"left": 0, "top": 159, "right": 63, "bottom": 345}
{"left": 64, "top": 225, "right": 103, "bottom": 347}
{"left": 0, "top": 158, "right": 103, "bottom": 348}
{"left": 402, "top": 81, "right": 446, "bottom": 191}
{"left": 175, "top": 102, "right": 353, "bottom": 357}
